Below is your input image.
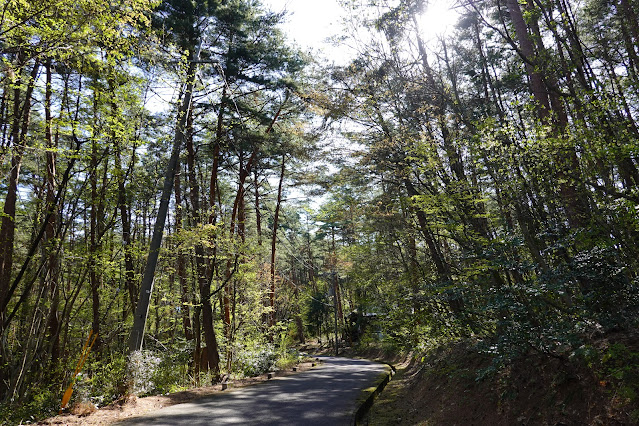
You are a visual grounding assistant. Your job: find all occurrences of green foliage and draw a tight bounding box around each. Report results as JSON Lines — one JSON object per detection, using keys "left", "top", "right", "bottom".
{"left": 570, "top": 246, "right": 639, "bottom": 327}
{"left": 303, "top": 289, "right": 331, "bottom": 336}
{"left": 86, "top": 354, "right": 130, "bottom": 405}
{"left": 356, "top": 328, "right": 379, "bottom": 350}
{"left": 276, "top": 348, "right": 301, "bottom": 371}
{"left": 235, "top": 345, "right": 278, "bottom": 377}
{"left": 0, "top": 387, "right": 59, "bottom": 425}
{"left": 152, "top": 346, "right": 193, "bottom": 393}
{"left": 599, "top": 344, "right": 639, "bottom": 404}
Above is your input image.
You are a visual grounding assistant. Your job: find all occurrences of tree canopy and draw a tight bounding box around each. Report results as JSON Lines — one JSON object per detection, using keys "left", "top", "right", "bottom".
{"left": 1, "top": 0, "right": 639, "bottom": 422}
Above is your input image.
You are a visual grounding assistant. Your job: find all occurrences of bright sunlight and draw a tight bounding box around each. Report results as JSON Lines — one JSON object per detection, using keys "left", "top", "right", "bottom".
{"left": 418, "top": 0, "right": 460, "bottom": 42}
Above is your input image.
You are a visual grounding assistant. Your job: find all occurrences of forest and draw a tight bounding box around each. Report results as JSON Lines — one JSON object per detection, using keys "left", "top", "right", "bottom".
{"left": 1, "top": 0, "right": 638, "bottom": 423}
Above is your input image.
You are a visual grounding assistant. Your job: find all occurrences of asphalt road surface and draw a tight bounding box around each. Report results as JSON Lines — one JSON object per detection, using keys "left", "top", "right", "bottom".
{"left": 118, "top": 356, "right": 388, "bottom": 426}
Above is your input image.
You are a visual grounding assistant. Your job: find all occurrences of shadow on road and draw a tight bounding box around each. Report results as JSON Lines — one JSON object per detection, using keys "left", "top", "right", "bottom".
{"left": 117, "top": 357, "right": 386, "bottom": 426}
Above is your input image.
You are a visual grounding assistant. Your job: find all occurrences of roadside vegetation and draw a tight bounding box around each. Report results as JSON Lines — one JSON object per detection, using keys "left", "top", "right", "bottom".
{"left": 2, "top": 0, "right": 639, "bottom": 424}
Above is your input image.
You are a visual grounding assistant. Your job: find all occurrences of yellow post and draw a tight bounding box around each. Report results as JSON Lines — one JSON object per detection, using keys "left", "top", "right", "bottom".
{"left": 59, "top": 331, "right": 98, "bottom": 414}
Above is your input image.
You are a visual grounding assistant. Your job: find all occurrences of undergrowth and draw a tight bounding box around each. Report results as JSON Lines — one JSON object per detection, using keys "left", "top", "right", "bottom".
{"left": 0, "top": 335, "right": 302, "bottom": 426}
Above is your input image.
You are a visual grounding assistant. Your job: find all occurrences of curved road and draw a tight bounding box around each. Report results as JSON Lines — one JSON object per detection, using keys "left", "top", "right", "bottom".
{"left": 117, "top": 356, "right": 387, "bottom": 426}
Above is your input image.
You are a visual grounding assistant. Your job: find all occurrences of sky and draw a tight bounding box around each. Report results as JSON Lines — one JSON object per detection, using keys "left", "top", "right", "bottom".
{"left": 263, "top": 0, "right": 344, "bottom": 50}
{"left": 147, "top": 1, "right": 459, "bottom": 109}
{"left": 256, "top": 1, "right": 460, "bottom": 208}
{"left": 261, "top": 0, "right": 460, "bottom": 60}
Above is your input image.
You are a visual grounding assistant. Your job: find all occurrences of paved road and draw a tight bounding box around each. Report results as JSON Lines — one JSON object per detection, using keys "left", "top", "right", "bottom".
{"left": 118, "top": 356, "right": 388, "bottom": 426}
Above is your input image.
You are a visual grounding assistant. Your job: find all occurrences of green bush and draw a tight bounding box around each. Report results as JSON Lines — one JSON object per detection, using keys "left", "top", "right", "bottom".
{"left": 276, "top": 348, "right": 301, "bottom": 370}
{"left": 235, "top": 345, "right": 278, "bottom": 377}
{"left": 0, "top": 387, "right": 58, "bottom": 425}
{"left": 87, "top": 353, "right": 129, "bottom": 405}
{"left": 152, "top": 346, "right": 192, "bottom": 393}
{"left": 600, "top": 343, "right": 639, "bottom": 404}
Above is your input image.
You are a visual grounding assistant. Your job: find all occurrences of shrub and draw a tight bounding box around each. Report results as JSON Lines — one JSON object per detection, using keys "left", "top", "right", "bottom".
{"left": 152, "top": 346, "right": 192, "bottom": 393}
{"left": 128, "top": 350, "right": 162, "bottom": 395}
{"left": 87, "top": 353, "right": 128, "bottom": 405}
{"left": 235, "top": 345, "right": 278, "bottom": 377}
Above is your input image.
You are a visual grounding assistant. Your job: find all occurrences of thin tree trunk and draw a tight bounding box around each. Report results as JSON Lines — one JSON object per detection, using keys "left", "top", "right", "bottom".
{"left": 174, "top": 161, "right": 193, "bottom": 340}
{"left": 128, "top": 58, "right": 197, "bottom": 352}
{"left": 110, "top": 85, "right": 137, "bottom": 316}
{"left": 89, "top": 100, "right": 101, "bottom": 354}
{"left": 209, "top": 83, "right": 225, "bottom": 224}
{"left": 292, "top": 273, "right": 305, "bottom": 343}
{"left": 185, "top": 105, "right": 221, "bottom": 381}
{"left": 330, "top": 226, "right": 344, "bottom": 327}
{"left": 44, "top": 59, "right": 60, "bottom": 364}
{"left": 269, "top": 154, "right": 286, "bottom": 327}
{"left": 403, "top": 179, "right": 450, "bottom": 281}
{"left": 0, "top": 59, "right": 39, "bottom": 305}
{"left": 254, "top": 167, "right": 262, "bottom": 245}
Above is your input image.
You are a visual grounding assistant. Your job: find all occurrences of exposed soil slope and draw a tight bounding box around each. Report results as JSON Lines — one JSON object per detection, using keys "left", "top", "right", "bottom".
{"left": 365, "top": 332, "right": 638, "bottom": 425}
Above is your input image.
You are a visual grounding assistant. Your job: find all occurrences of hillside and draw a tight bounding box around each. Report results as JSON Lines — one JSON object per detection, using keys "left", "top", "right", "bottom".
{"left": 364, "top": 331, "right": 639, "bottom": 425}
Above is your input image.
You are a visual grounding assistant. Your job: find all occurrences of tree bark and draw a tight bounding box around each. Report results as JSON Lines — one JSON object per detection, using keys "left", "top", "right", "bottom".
{"left": 128, "top": 59, "right": 197, "bottom": 352}
{"left": 89, "top": 101, "right": 101, "bottom": 355}
{"left": 174, "top": 161, "right": 193, "bottom": 340}
{"left": 506, "top": 0, "right": 590, "bottom": 228}
{"left": 44, "top": 60, "right": 60, "bottom": 363}
{"left": 254, "top": 167, "right": 262, "bottom": 245}
{"left": 505, "top": 0, "right": 551, "bottom": 119}
{"left": 185, "top": 104, "right": 221, "bottom": 381}
{"left": 110, "top": 86, "right": 138, "bottom": 317}
{"left": 269, "top": 154, "right": 286, "bottom": 327}
{"left": 0, "top": 59, "right": 39, "bottom": 306}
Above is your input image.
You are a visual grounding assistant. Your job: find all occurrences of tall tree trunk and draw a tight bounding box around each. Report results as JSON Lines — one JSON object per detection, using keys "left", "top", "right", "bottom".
{"left": 330, "top": 226, "right": 344, "bottom": 327}
{"left": 209, "top": 83, "right": 225, "bottom": 225}
{"left": 618, "top": 0, "right": 639, "bottom": 79}
{"left": 174, "top": 161, "right": 193, "bottom": 340}
{"left": 269, "top": 154, "right": 286, "bottom": 327}
{"left": 292, "top": 272, "right": 305, "bottom": 344}
{"left": 89, "top": 91, "right": 102, "bottom": 354}
{"left": 505, "top": 0, "right": 551, "bottom": 119}
{"left": 185, "top": 106, "right": 220, "bottom": 381}
{"left": 0, "top": 59, "right": 39, "bottom": 307}
{"left": 128, "top": 58, "right": 197, "bottom": 352}
{"left": 109, "top": 92, "right": 138, "bottom": 318}
{"left": 44, "top": 60, "right": 60, "bottom": 364}
{"left": 506, "top": 0, "right": 590, "bottom": 228}
{"left": 254, "top": 167, "right": 262, "bottom": 245}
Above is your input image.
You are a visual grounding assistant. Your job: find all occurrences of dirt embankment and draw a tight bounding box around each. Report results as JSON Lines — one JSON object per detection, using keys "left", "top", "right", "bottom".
{"left": 362, "top": 332, "right": 639, "bottom": 425}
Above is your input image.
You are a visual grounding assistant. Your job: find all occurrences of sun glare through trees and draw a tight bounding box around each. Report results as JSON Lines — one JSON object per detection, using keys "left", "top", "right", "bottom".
{"left": 1, "top": 0, "right": 639, "bottom": 424}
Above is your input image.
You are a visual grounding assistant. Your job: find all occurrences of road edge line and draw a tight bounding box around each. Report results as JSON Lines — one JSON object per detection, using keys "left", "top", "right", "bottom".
{"left": 352, "top": 362, "right": 396, "bottom": 425}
